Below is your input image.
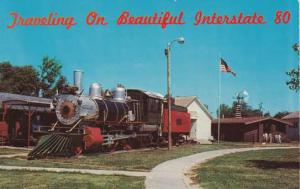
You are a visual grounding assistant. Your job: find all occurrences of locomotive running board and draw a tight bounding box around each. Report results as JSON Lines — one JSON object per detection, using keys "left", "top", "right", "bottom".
{"left": 102, "top": 134, "right": 137, "bottom": 146}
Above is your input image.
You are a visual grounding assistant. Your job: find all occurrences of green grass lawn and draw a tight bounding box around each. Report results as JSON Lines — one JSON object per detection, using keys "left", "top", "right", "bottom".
{"left": 0, "top": 170, "right": 144, "bottom": 189}
{"left": 0, "top": 148, "right": 29, "bottom": 155}
{"left": 0, "top": 142, "right": 255, "bottom": 171}
{"left": 195, "top": 148, "right": 300, "bottom": 189}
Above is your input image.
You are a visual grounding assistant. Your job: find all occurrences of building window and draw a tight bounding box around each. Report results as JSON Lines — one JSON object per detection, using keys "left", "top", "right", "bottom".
{"left": 147, "top": 98, "right": 160, "bottom": 112}
{"left": 176, "top": 119, "right": 182, "bottom": 126}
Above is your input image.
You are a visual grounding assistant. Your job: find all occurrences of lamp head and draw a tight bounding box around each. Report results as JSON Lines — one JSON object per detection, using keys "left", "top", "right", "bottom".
{"left": 177, "top": 37, "right": 185, "bottom": 44}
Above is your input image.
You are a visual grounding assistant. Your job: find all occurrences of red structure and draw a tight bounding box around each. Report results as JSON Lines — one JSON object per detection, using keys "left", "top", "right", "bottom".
{"left": 83, "top": 127, "right": 104, "bottom": 149}
{"left": 0, "top": 122, "right": 8, "bottom": 145}
{"left": 162, "top": 108, "right": 190, "bottom": 134}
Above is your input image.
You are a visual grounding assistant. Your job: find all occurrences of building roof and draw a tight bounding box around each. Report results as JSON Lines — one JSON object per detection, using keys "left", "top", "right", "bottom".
{"left": 212, "top": 117, "right": 293, "bottom": 126}
{"left": 282, "top": 111, "right": 300, "bottom": 119}
{"left": 127, "top": 89, "right": 164, "bottom": 100}
{"left": 175, "top": 96, "right": 213, "bottom": 120}
{"left": 0, "top": 92, "right": 52, "bottom": 112}
{"left": 0, "top": 92, "right": 51, "bottom": 104}
{"left": 175, "top": 96, "right": 196, "bottom": 107}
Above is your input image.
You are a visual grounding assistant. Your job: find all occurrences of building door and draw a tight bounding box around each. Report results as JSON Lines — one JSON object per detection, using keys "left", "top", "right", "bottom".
{"left": 190, "top": 119, "right": 197, "bottom": 140}
{"left": 244, "top": 129, "right": 258, "bottom": 142}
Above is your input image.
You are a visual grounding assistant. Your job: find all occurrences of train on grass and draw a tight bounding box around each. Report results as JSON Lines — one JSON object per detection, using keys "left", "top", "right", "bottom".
{"left": 28, "top": 70, "right": 191, "bottom": 159}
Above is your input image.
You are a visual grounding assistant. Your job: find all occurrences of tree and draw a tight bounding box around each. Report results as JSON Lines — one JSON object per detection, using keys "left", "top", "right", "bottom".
{"left": 286, "top": 67, "right": 299, "bottom": 92}
{"left": 232, "top": 101, "right": 263, "bottom": 117}
{"left": 293, "top": 43, "right": 300, "bottom": 55}
{"left": 286, "top": 44, "right": 299, "bottom": 92}
{"left": 38, "top": 56, "right": 67, "bottom": 97}
{"left": 274, "top": 111, "right": 290, "bottom": 119}
{"left": 217, "top": 101, "right": 264, "bottom": 118}
{"left": 0, "top": 62, "right": 39, "bottom": 95}
{"left": 0, "top": 56, "right": 67, "bottom": 97}
{"left": 217, "top": 104, "right": 234, "bottom": 118}
{"left": 55, "top": 75, "right": 67, "bottom": 93}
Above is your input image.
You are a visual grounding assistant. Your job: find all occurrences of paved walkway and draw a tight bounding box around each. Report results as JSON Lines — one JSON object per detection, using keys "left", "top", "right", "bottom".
{"left": 0, "top": 146, "right": 30, "bottom": 157}
{"left": 0, "top": 146, "right": 31, "bottom": 150}
{"left": 145, "top": 146, "right": 299, "bottom": 189}
{"left": 0, "top": 165, "right": 149, "bottom": 177}
{"left": 0, "top": 146, "right": 298, "bottom": 187}
{"left": 0, "top": 153, "right": 28, "bottom": 158}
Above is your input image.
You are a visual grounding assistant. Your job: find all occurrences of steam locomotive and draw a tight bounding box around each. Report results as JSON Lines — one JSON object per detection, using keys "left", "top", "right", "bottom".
{"left": 28, "top": 70, "right": 191, "bottom": 159}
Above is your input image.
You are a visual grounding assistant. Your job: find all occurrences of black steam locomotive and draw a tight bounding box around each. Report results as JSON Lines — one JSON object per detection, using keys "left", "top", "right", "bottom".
{"left": 28, "top": 71, "right": 190, "bottom": 159}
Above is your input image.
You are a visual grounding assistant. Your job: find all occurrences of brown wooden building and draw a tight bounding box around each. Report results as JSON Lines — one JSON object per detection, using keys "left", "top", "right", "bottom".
{"left": 211, "top": 117, "right": 293, "bottom": 142}
{"left": 0, "top": 92, "right": 55, "bottom": 146}
{"left": 282, "top": 111, "right": 299, "bottom": 141}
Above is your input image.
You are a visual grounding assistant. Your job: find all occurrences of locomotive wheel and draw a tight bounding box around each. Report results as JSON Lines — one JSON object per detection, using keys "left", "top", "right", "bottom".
{"left": 158, "top": 136, "right": 167, "bottom": 146}
{"left": 120, "top": 140, "right": 132, "bottom": 150}
{"left": 74, "top": 146, "right": 83, "bottom": 155}
{"left": 123, "top": 144, "right": 132, "bottom": 150}
{"left": 107, "top": 141, "right": 119, "bottom": 153}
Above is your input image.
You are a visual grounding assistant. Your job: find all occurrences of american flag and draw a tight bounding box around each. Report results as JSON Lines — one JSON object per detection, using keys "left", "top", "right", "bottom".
{"left": 220, "top": 58, "right": 236, "bottom": 77}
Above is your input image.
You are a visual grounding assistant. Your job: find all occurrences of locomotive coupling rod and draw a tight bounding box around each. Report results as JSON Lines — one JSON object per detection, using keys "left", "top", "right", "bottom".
{"left": 66, "top": 119, "right": 82, "bottom": 133}
{"left": 48, "top": 121, "right": 59, "bottom": 132}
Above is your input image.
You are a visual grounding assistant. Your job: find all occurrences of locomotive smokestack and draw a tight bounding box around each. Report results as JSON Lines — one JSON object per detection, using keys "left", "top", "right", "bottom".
{"left": 74, "top": 70, "right": 84, "bottom": 93}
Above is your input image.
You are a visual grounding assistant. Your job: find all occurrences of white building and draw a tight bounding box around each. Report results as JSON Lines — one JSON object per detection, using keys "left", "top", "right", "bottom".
{"left": 175, "top": 96, "right": 213, "bottom": 144}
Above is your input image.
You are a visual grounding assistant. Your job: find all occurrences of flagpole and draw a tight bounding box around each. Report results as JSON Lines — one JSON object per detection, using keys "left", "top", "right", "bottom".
{"left": 217, "top": 56, "right": 221, "bottom": 144}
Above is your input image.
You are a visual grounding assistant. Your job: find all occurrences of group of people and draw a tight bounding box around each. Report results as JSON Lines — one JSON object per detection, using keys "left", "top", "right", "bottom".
{"left": 263, "top": 133, "right": 282, "bottom": 143}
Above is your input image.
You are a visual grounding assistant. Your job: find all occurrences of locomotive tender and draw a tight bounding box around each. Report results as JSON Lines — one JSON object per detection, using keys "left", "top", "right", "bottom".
{"left": 29, "top": 70, "right": 190, "bottom": 159}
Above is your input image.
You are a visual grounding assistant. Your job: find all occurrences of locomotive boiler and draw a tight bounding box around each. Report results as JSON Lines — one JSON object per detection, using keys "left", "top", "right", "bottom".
{"left": 28, "top": 70, "right": 191, "bottom": 159}
{"left": 56, "top": 71, "right": 133, "bottom": 126}
{"left": 55, "top": 86, "right": 136, "bottom": 129}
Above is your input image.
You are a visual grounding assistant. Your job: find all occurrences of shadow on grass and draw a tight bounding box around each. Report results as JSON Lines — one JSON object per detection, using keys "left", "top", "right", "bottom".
{"left": 248, "top": 160, "right": 300, "bottom": 170}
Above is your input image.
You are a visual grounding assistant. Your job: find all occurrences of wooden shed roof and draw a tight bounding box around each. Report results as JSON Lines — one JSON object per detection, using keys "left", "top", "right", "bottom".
{"left": 0, "top": 92, "right": 52, "bottom": 112}
{"left": 212, "top": 117, "right": 293, "bottom": 126}
{"left": 282, "top": 111, "right": 300, "bottom": 119}
{"left": 127, "top": 89, "right": 164, "bottom": 100}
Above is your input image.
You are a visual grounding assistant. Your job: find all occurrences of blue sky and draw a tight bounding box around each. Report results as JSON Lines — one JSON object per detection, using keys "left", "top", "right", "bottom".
{"left": 0, "top": 0, "right": 298, "bottom": 117}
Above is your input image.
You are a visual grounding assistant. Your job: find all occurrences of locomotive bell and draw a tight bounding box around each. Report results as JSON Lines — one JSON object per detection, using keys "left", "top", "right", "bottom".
{"left": 89, "top": 83, "right": 102, "bottom": 99}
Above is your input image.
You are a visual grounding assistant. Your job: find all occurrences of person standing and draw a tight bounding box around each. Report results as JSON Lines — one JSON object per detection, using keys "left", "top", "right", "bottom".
{"left": 278, "top": 134, "right": 282, "bottom": 143}
{"left": 269, "top": 133, "right": 273, "bottom": 143}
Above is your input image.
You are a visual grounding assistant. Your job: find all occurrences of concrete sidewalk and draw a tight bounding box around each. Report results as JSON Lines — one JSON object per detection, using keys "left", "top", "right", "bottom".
{"left": 0, "top": 146, "right": 30, "bottom": 157}
{"left": 0, "top": 165, "right": 149, "bottom": 177}
{"left": 0, "top": 153, "right": 28, "bottom": 158}
{"left": 145, "top": 146, "right": 299, "bottom": 189}
{"left": 0, "top": 146, "right": 31, "bottom": 150}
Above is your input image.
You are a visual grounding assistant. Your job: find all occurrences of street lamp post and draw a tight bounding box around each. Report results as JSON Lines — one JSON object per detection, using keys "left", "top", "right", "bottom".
{"left": 165, "top": 37, "right": 184, "bottom": 150}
